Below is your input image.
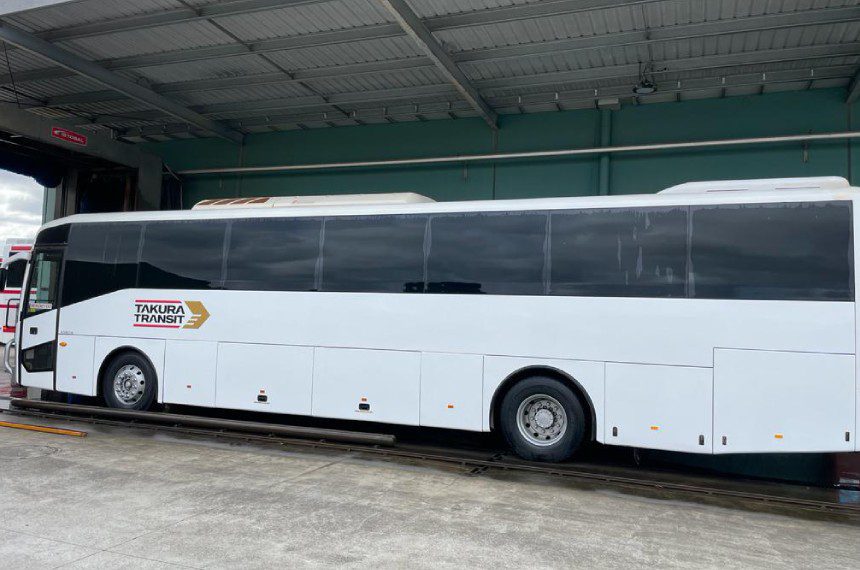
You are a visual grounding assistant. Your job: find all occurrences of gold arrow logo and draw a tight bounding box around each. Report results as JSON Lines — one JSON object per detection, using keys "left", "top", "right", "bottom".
{"left": 183, "top": 301, "right": 210, "bottom": 329}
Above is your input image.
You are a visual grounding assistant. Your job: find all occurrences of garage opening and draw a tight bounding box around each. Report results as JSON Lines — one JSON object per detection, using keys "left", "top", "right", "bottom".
{"left": 0, "top": 128, "right": 138, "bottom": 218}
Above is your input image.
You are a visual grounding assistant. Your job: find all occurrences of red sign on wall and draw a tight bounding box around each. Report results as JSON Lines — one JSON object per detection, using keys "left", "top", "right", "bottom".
{"left": 51, "top": 126, "right": 87, "bottom": 146}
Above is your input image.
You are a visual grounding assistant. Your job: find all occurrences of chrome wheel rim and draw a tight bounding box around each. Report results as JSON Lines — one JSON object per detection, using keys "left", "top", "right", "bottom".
{"left": 113, "top": 364, "right": 145, "bottom": 406}
{"left": 516, "top": 394, "right": 567, "bottom": 447}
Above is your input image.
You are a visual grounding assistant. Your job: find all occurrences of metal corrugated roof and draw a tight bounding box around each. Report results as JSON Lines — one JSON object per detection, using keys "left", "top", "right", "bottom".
{"left": 412, "top": 0, "right": 539, "bottom": 19}
{"left": 129, "top": 54, "right": 280, "bottom": 84}
{"left": 214, "top": 0, "right": 394, "bottom": 42}
{"left": 262, "top": 36, "right": 425, "bottom": 71}
{"left": 4, "top": 0, "right": 183, "bottom": 32}
{"left": 0, "top": 0, "right": 855, "bottom": 142}
{"left": 58, "top": 19, "right": 236, "bottom": 60}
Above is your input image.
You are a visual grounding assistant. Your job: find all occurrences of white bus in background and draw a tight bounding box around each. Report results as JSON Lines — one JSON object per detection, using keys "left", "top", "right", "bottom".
{"left": 10, "top": 178, "right": 860, "bottom": 462}
{"left": 0, "top": 239, "right": 33, "bottom": 344}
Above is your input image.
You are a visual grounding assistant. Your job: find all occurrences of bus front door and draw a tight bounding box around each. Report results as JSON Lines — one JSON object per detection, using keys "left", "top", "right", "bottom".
{"left": 18, "top": 249, "right": 63, "bottom": 391}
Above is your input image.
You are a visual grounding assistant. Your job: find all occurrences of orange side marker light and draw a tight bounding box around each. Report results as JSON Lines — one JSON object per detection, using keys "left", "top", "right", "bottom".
{"left": 650, "top": 426, "right": 660, "bottom": 431}
{"left": 774, "top": 433, "right": 784, "bottom": 439}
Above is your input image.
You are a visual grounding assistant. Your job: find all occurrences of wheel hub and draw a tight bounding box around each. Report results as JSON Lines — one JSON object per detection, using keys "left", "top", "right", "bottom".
{"left": 516, "top": 394, "right": 568, "bottom": 447}
{"left": 534, "top": 408, "right": 554, "bottom": 429}
{"left": 113, "top": 364, "right": 145, "bottom": 406}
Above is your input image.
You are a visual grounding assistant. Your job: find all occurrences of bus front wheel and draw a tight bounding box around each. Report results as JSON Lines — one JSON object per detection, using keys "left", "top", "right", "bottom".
{"left": 500, "top": 376, "right": 586, "bottom": 462}
{"left": 101, "top": 351, "right": 157, "bottom": 411}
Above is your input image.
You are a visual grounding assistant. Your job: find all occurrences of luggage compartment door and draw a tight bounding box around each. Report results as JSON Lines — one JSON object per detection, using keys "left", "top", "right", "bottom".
{"left": 714, "top": 349, "right": 855, "bottom": 453}
{"left": 312, "top": 347, "right": 420, "bottom": 425}
{"left": 163, "top": 340, "right": 217, "bottom": 407}
{"left": 216, "top": 343, "right": 313, "bottom": 415}
{"left": 605, "top": 363, "right": 713, "bottom": 453}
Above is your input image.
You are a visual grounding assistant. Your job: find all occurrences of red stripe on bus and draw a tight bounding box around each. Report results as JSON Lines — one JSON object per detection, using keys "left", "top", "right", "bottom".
{"left": 10, "top": 245, "right": 31, "bottom": 251}
{"left": 133, "top": 324, "right": 181, "bottom": 328}
{"left": 2, "top": 289, "right": 21, "bottom": 294}
{"left": 134, "top": 299, "right": 181, "bottom": 303}
{"left": 2, "top": 326, "right": 14, "bottom": 333}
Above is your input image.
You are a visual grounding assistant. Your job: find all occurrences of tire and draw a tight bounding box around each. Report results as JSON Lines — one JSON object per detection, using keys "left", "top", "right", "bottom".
{"left": 499, "top": 375, "right": 587, "bottom": 462}
{"left": 101, "top": 351, "right": 157, "bottom": 411}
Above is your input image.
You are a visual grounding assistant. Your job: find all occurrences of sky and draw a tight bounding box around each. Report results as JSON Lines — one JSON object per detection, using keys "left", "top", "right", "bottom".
{"left": 0, "top": 169, "right": 43, "bottom": 241}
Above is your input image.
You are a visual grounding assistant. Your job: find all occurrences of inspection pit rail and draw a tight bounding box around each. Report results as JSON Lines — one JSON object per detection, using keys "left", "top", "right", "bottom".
{"left": 8, "top": 399, "right": 395, "bottom": 447}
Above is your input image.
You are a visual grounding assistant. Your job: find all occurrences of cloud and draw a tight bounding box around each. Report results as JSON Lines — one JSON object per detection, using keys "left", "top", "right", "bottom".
{"left": 0, "top": 170, "right": 43, "bottom": 240}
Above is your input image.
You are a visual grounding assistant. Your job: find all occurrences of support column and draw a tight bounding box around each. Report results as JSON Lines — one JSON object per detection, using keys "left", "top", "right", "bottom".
{"left": 598, "top": 108, "right": 612, "bottom": 196}
{"left": 136, "top": 154, "right": 163, "bottom": 210}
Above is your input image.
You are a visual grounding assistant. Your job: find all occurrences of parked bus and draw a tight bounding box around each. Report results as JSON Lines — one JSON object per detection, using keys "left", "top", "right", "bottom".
{"left": 9, "top": 177, "right": 860, "bottom": 461}
{"left": 0, "top": 239, "right": 33, "bottom": 344}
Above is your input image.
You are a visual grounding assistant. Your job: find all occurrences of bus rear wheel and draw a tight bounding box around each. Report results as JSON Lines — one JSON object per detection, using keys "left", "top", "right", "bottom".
{"left": 101, "top": 351, "right": 157, "bottom": 411}
{"left": 500, "top": 376, "right": 586, "bottom": 462}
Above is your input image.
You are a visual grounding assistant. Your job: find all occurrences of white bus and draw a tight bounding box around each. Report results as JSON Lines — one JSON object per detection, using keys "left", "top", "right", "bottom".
{"left": 0, "top": 239, "right": 33, "bottom": 344}
{"left": 10, "top": 177, "right": 860, "bottom": 462}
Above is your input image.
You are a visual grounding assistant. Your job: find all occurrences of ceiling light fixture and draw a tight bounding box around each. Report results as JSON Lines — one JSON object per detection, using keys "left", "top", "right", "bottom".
{"left": 633, "top": 62, "right": 657, "bottom": 95}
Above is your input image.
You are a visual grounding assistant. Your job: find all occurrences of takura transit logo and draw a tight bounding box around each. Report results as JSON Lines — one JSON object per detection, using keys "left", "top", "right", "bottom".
{"left": 133, "top": 299, "right": 210, "bottom": 329}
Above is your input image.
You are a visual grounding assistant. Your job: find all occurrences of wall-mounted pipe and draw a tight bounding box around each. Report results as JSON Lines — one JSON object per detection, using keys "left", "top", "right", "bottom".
{"left": 177, "top": 130, "right": 860, "bottom": 176}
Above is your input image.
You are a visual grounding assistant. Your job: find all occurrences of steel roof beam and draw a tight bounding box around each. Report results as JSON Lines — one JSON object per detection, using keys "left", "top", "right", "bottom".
{"left": 21, "top": 0, "right": 643, "bottom": 46}
{"left": 37, "top": 0, "right": 324, "bottom": 42}
{"left": 47, "top": 57, "right": 434, "bottom": 105}
{"left": 115, "top": 63, "right": 855, "bottom": 139}
{"left": 476, "top": 43, "right": 860, "bottom": 90}
{"left": 70, "top": 42, "right": 860, "bottom": 127}
{"left": 70, "top": 48, "right": 853, "bottom": 133}
{"left": 455, "top": 6, "right": 860, "bottom": 63}
{"left": 377, "top": 0, "right": 496, "bottom": 129}
{"left": 0, "top": 0, "right": 661, "bottom": 87}
{"left": 0, "top": 21, "right": 244, "bottom": 143}
{"left": 30, "top": 6, "right": 860, "bottom": 108}
{"left": 0, "top": 23, "right": 405, "bottom": 86}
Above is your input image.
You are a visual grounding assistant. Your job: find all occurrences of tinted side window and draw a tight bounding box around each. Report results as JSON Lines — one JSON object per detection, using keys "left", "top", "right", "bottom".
{"left": 321, "top": 215, "right": 426, "bottom": 293}
{"left": 5, "top": 258, "right": 26, "bottom": 288}
{"left": 63, "top": 223, "right": 142, "bottom": 306}
{"left": 690, "top": 201, "right": 853, "bottom": 301}
{"left": 428, "top": 212, "right": 546, "bottom": 295}
{"left": 550, "top": 207, "right": 688, "bottom": 297}
{"left": 226, "top": 217, "right": 321, "bottom": 292}
{"left": 139, "top": 220, "right": 227, "bottom": 290}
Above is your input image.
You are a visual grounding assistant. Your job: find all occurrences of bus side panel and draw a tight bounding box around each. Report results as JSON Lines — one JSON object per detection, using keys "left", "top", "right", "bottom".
{"left": 419, "top": 352, "right": 483, "bottom": 431}
{"left": 93, "top": 337, "right": 166, "bottom": 402}
{"left": 60, "top": 292, "right": 854, "bottom": 369}
{"left": 215, "top": 342, "right": 314, "bottom": 415}
{"left": 714, "top": 349, "right": 855, "bottom": 453}
{"left": 482, "top": 357, "right": 604, "bottom": 439}
{"left": 312, "top": 347, "right": 421, "bottom": 425}
{"left": 604, "top": 363, "right": 712, "bottom": 453}
{"left": 164, "top": 340, "right": 217, "bottom": 407}
{"left": 56, "top": 334, "right": 95, "bottom": 396}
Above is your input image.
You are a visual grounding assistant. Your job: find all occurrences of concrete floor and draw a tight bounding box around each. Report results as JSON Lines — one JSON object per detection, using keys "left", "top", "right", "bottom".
{"left": 0, "top": 413, "right": 857, "bottom": 569}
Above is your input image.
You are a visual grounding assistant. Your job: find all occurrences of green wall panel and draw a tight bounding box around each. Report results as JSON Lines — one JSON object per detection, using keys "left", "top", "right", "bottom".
{"left": 144, "top": 87, "right": 859, "bottom": 207}
{"left": 850, "top": 99, "right": 860, "bottom": 187}
{"left": 493, "top": 109, "right": 600, "bottom": 199}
